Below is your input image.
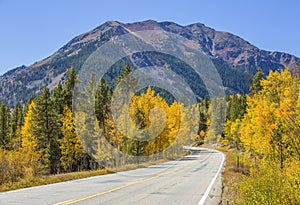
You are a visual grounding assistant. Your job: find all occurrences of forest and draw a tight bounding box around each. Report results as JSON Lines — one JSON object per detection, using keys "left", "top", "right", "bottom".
{"left": 223, "top": 69, "right": 300, "bottom": 204}
{"left": 0, "top": 65, "right": 299, "bottom": 204}
{"left": 0, "top": 65, "right": 210, "bottom": 188}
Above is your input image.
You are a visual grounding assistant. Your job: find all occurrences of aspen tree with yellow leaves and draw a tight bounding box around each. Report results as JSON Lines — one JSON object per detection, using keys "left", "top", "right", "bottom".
{"left": 223, "top": 69, "right": 300, "bottom": 204}
{"left": 60, "top": 106, "right": 85, "bottom": 172}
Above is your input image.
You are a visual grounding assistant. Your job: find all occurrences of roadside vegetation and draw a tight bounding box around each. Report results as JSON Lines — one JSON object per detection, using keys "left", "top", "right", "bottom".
{"left": 221, "top": 69, "right": 300, "bottom": 204}
{"left": 0, "top": 64, "right": 299, "bottom": 204}
{"left": 0, "top": 65, "right": 210, "bottom": 191}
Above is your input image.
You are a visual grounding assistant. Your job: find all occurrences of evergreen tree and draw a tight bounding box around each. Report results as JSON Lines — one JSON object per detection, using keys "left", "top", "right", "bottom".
{"left": 52, "top": 82, "right": 65, "bottom": 115}
{"left": 115, "top": 63, "right": 131, "bottom": 85}
{"left": 210, "top": 98, "right": 226, "bottom": 139}
{"left": 63, "top": 68, "right": 76, "bottom": 109}
{"left": 95, "top": 78, "right": 112, "bottom": 130}
{"left": 9, "top": 103, "right": 23, "bottom": 148}
{"left": 23, "top": 94, "right": 36, "bottom": 115}
{"left": 74, "top": 73, "right": 99, "bottom": 169}
{"left": 33, "top": 87, "right": 61, "bottom": 173}
{"left": 250, "top": 68, "right": 264, "bottom": 95}
{"left": 113, "top": 64, "right": 138, "bottom": 128}
{"left": 0, "top": 102, "right": 10, "bottom": 148}
{"left": 227, "top": 94, "right": 247, "bottom": 121}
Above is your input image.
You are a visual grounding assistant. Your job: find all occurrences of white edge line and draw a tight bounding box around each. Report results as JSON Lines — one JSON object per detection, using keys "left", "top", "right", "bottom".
{"left": 197, "top": 149, "right": 225, "bottom": 205}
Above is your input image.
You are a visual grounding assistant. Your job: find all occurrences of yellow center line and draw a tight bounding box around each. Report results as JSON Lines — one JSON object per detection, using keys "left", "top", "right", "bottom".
{"left": 53, "top": 157, "right": 203, "bottom": 205}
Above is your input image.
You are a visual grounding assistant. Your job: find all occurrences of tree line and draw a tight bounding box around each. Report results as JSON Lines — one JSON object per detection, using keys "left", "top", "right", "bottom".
{"left": 0, "top": 65, "right": 212, "bottom": 186}
{"left": 223, "top": 68, "right": 300, "bottom": 204}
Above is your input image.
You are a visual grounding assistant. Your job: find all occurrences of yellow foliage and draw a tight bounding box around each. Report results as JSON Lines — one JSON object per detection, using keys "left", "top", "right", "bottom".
{"left": 60, "top": 106, "right": 85, "bottom": 172}
{"left": 234, "top": 68, "right": 300, "bottom": 204}
{"left": 129, "top": 87, "right": 183, "bottom": 157}
{"left": 21, "top": 101, "right": 38, "bottom": 151}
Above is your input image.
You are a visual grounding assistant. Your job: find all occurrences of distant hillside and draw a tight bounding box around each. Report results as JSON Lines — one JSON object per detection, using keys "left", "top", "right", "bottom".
{"left": 1, "top": 20, "right": 299, "bottom": 106}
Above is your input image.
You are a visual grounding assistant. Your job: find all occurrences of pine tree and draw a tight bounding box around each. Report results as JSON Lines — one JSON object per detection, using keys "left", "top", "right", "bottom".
{"left": 33, "top": 87, "right": 61, "bottom": 173}
{"left": 52, "top": 82, "right": 65, "bottom": 115}
{"left": 0, "top": 102, "right": 10, "bottom": 148}
{"left": 250, "top": 68, "right": 264, "bottom": 95}
{"left": 74, "top": 73, "right": 99, "bottom": 170}
{"left": 227, "top": 94, "right": 247, "bottom": 121}
{"left": 113, "top": 64, "right": 138, "bottom": 122}
{"left": 95, "top": 78, "right": 111, "bottom": 130}
{"left": 9, "top": 103, "right": 24, "bottom": 149}
{"left": 115, "top": 63, "right": 131, "bottom": 86}
{"left": 23, "top": 94, "right": 36, "bottom": 115}
{"left": 63, "top": 68, "right": 76, "bottom": 109}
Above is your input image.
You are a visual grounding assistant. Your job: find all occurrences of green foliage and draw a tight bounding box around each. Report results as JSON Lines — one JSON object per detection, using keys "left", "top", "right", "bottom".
{"left": 95, "top": 78, "right": 112, "bottom": 130}
{"left": 33, "top": 87, "right": 61, "bottom": 174}
{"left": 52, "top": 82, "right": 65, "bottom": 115}
{"left": 0, "top": 102, "right": 10, "bottom": 148}
{"left": 212, "top": 58, "right": 251, "bottom": 95}
{"left": 224, "top": 69, "right": 300, "bottom": 204}
{"left": 250, "top": 68, "right": 264, "bottom": 95}
{"left": 3, "top": 56, "right": 299, "bottom": 205}
{"left": 62, "top": 68, "right": 77, "bottom": 109}
{"left": 226, "top": 94, "right": 247, "bottom": 121}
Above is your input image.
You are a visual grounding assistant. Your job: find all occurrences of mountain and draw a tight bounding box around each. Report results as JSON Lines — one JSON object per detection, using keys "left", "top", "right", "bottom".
{"left": 1, "top": 20, "right": 299, "bottom": 106}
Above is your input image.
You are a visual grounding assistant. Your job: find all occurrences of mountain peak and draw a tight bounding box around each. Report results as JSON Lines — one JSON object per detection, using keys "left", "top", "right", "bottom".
{"left": 124, "top": 19, "right": 162, "bottom": 31}
{"left": 1, "top": 20, "right": 300, "bottom": 106}
{"left": 105, "top": 20, "right": 121, "bottom": 26}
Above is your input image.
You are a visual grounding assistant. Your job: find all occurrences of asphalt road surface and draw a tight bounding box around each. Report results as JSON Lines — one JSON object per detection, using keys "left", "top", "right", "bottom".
{"left": 0, "top": 148, "right": 225, "bottom": 205}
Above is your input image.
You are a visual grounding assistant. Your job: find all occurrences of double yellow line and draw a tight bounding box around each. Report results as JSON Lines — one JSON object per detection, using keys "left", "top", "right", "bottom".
{"left": 53, "top": 157, "right": 203, "bottom": 205}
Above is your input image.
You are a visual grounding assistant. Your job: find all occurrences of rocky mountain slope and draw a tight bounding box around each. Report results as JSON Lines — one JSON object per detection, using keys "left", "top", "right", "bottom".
{"left": 1, "top": 20, "right": 299, "bottom": 106}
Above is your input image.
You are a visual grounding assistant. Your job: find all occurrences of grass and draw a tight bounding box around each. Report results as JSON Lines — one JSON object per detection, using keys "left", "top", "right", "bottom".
{"left": 0, "top": 169, "right": 112, "bottom": 192}
{"left": 1, "top": 149, "right": 246, "bottom": 204}
{"left": 0, "top": 158, "right": 169, "bottom": 192}
{"left": 217, "top": 148, "right": 244, "bottom": 205}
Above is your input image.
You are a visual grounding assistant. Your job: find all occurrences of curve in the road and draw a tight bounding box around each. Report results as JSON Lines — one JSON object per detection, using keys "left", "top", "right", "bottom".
{"left": 0, "top": 148, "right": 225, "bottom": 205}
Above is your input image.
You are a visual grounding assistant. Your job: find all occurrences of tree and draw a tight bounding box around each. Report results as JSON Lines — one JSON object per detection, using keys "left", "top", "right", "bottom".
{"left": 129, "top": 86, "right": 182, "bottom": 158}
{"left": 240, "top": 69, "right": 299, "bottom": 164}
{"left": 209, "top": 97, "right": 226, "bottom": 141}
{"left": 52, "top": 82, "right": 65, "bottom": 115}
{"left": 74, "top": 73, "right": 100, "bottom": 170}
{"left": 250, "top": 68, "right": 263, "bottom": 95}
{"left": 21, "top": 102, "right": 38, "bottom": 151}
{"left": 95, "top": 78, "right": 112, "bottom": 130}
{"left": 131, "top": 106, "right": 148, "bottom": 163}
{"left": 9, "top": 103, "right": 24, "bottom": 149}
{"left": 33, "top": 87, "right": 61, "bottom": 173}
{"left": 63, "top": 68, "right": 76, "bottom": 109}
{"left": 0, "top": 102, "right": 10, "bottom": 148}
{"left": 60, "top": 106, "right": 85, "bottom": 172}
{"left": 223, "top": 69, "right": 300, "bottom": 204}
{"left": 21, "top": 101, "right": 41, "bottom": 176}
{"left": 226, "top": 94, "right": 247, "bottom": 121}
{"left": 115, "top": 63, "right": 131, "bottom": 85}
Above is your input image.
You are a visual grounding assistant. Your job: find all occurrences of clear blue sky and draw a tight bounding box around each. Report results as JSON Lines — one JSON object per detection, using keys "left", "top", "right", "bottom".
{"left": 0, "top": 0, "right": 299, "bottom": 75}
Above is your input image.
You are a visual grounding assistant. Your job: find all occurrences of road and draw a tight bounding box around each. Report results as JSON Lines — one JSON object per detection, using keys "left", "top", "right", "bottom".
{"left": 0, "top": 148, "right": 225, "bottom": 205}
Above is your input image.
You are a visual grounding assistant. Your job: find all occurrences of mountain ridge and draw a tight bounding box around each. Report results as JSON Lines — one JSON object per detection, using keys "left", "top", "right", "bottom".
{"left": 1, "top": 20, "right": 299, "bottom": 106}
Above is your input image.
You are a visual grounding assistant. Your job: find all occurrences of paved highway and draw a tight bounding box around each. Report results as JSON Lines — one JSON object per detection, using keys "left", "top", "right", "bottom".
{"left": 0, "top": 148, "right": 225, "bottom": 205}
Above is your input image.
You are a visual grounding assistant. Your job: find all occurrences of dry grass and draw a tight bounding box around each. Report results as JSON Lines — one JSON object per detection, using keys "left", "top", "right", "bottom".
{"left": 0, "top": 169, "right": 112, "bottom": 192}
{"left": 218, "top": 148, "right": 244, "bottom": 205}
{"left": 0, "top": 159, "right": 169, "bottom": 192}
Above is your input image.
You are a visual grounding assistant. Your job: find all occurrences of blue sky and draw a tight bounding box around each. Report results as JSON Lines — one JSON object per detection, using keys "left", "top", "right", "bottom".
{"left": 0, "top": 0, "right": 299, "bottom": 75}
